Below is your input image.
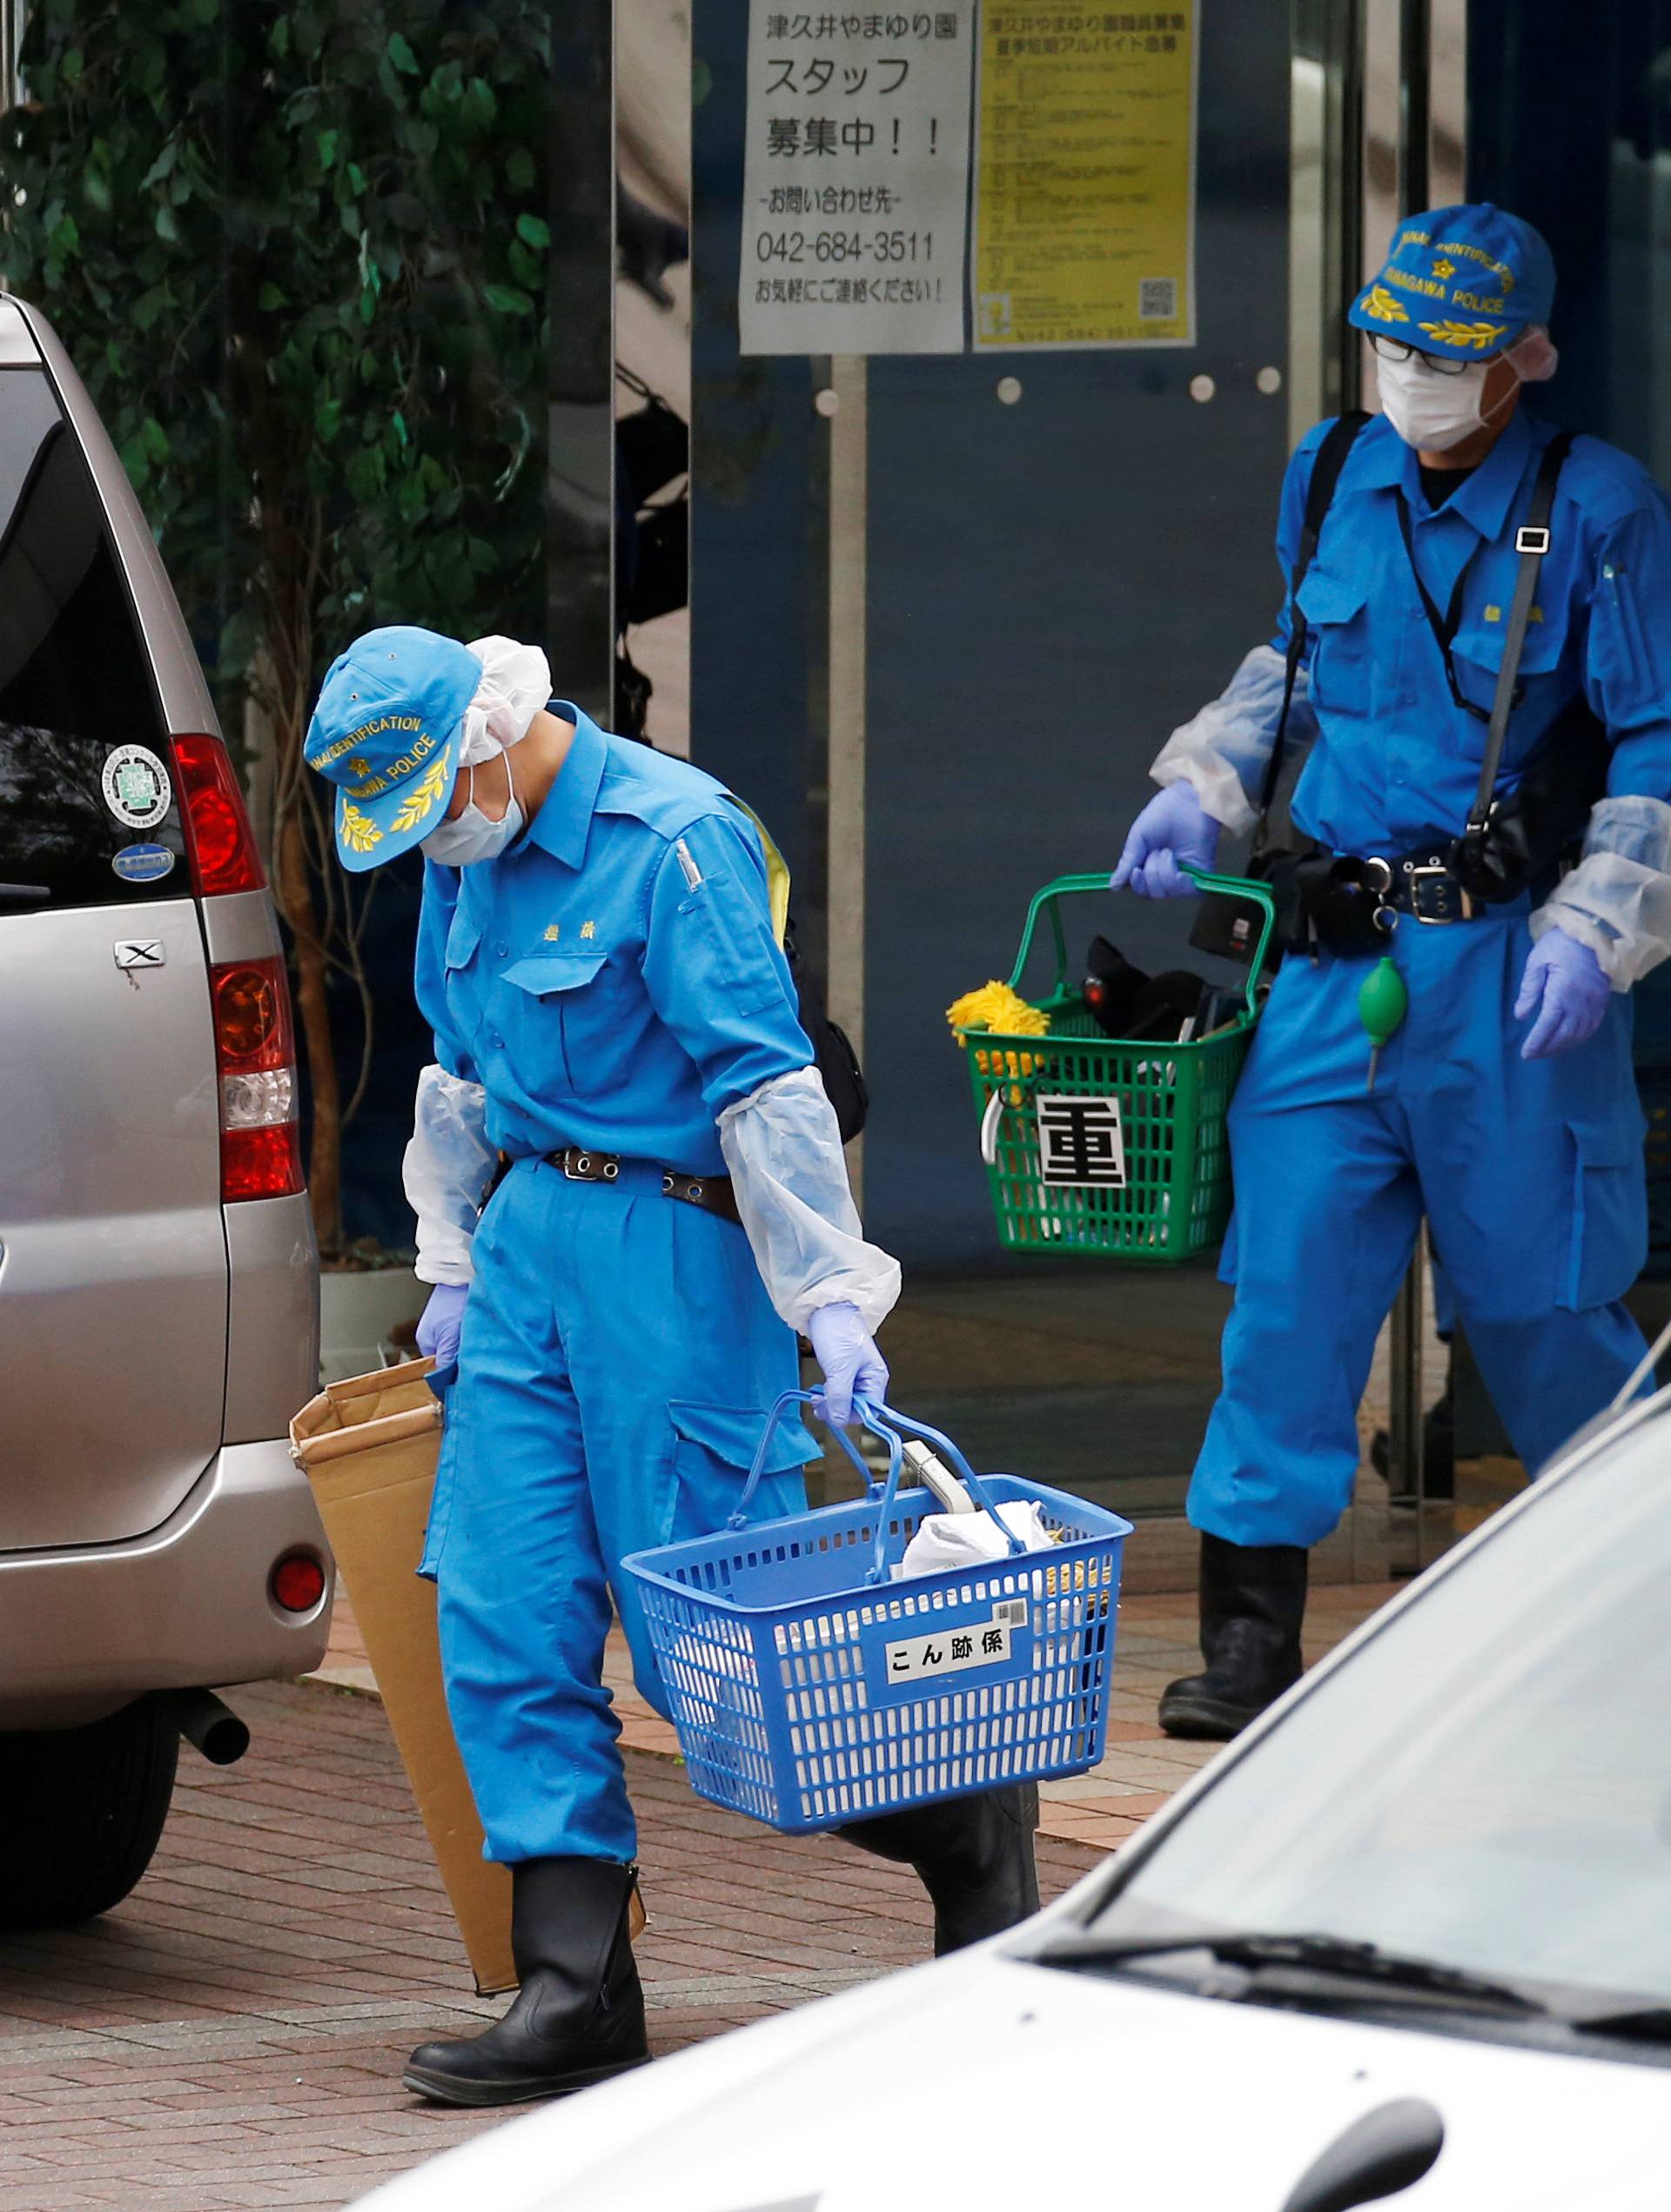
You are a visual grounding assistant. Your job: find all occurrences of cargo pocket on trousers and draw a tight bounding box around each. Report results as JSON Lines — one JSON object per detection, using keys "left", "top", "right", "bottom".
{"left": 1560, "top": 1113, "right": 1648, "bottom": 1311}
{"left": 663, "top": 1399, "right": 821, "bottom": 1546}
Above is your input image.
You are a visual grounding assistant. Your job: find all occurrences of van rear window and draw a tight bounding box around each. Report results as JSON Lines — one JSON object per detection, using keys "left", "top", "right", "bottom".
{"left": 0, "top": 366, "right": 188, "bottom": 908}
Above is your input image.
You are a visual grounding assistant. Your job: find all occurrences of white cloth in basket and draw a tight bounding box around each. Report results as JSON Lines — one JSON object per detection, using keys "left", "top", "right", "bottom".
{"left": 900, "top": 1499, "right": 1056, "bottom": 1579}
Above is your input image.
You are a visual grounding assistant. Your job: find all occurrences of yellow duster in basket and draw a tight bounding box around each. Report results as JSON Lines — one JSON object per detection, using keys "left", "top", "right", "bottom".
{"left": 945, "top": 980, "right": 1048, "bottom": 1038}
{"left": 948, "top": 980, "right": 1049, "bottom": 1087}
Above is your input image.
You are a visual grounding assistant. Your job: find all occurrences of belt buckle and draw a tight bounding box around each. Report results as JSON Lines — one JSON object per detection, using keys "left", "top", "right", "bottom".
{"left": 563, "top": 1150, "right": 619, "bottom": 1183}
{"left": 1404, "top": 859, "right": 1472, "bottom": 926}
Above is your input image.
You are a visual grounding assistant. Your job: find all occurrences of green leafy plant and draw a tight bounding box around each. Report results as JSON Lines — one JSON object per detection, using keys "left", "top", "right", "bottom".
{"left": 1, "top": 0, "right": 550, "bottom": 1256}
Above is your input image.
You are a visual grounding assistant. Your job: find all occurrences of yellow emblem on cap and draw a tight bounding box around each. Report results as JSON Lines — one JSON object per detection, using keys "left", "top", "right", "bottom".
{"left": 1418, "top": 318, "right": 1508, "bottom": 351}
{"left": 1432, "top": 258, "right": 1456, "bottom": 278}
{"left": 339, "top": 801, "right": 383, "bottom": 855}
{"left": 1365, "top": 285, "right": 1409, "bottom": 325}
{"left": 391, "top": 754, "right": 449, "bottom": 835}
{"left": 350, "top": 756, "right": 372, "bottom": 775}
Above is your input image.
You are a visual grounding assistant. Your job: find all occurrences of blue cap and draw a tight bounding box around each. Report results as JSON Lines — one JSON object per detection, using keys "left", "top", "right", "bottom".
{"left": 1349, "top": 203, "right": 1555, "bottom": 361}
{"left": 305, "top": 627, "right": 481, "bottom": 873}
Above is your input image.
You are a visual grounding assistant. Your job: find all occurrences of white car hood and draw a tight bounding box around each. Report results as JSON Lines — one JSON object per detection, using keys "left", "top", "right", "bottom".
{"left": 357, "top": 1942, "right": 1669, "bottom": 2212}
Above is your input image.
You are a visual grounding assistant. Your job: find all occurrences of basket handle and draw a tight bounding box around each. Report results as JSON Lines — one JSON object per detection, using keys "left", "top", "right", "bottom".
{"left": 849, "top": 1399, "right": 1008, "bottom": 1589}
{"left": 852, "top": 1400, "right": 908, "bottom": 1585}
{"left": 728, "top": 1392, "right": 1030, "bottom": 1588}
{"left": 1005, "top": 867, "right": 1278, "bottom": 1022}
{"left": 858, "top": 1400, "right": 1028, "bottom": 1561}
{"left": 727, "top": 1387, "right": 879, "bottom": 1534}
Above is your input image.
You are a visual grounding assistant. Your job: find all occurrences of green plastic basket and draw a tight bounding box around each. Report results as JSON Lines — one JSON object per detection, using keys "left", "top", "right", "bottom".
{"left": 956, "top": 869, "right": 1275, "bottom": 1264}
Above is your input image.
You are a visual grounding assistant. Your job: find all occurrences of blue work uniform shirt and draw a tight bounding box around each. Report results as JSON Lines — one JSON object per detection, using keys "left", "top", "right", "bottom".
{"left": 413, "top": 706, "right": 814, "bottom": 1175}
{"left": 1274, "top": 408, "right": 1671, "bottom": 855}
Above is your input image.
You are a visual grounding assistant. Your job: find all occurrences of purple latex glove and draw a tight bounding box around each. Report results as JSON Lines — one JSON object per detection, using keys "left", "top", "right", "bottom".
{"left": 1515, "top": 928, "right": 1611, "bottom": 1061}
{"left": 416, "top": 1281, "right": 470, "bottom": 1370}
{"left": 1111, "top": 781, "right": 1221, "bottom": 898}
{"left": 806, "top": 1300, "right": 889, "bottom": 1427}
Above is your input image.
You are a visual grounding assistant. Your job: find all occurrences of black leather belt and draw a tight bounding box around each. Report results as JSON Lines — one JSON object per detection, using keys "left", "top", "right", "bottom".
{"left": 1375, "top": 852, "right": 1480, "bottom": 926}
{"left": 1296, "top": 844, "right": 1484, "bottom": 951}
{"left": 485, "top": 1147, "right": 742, "bottom": 1226}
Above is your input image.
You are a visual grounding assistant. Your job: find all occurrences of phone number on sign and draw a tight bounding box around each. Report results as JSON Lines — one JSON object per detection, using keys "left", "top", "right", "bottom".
{"left": 755, "top": 229, "right": 936, "bottom": 265}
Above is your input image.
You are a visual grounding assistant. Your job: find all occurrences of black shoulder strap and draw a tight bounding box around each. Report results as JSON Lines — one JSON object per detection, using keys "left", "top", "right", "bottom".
{"left": 1258, "top": 409, "right": 1372, "bottom": 815}
{"left": 1462, "top": 430, "right": 1576, "bottom": 848}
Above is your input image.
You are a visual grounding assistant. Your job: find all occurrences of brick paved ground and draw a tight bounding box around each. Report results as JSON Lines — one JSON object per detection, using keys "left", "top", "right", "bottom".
{"left": 0, "top": 1582, "right": 1392, "bottom": 2209}
{"left": 0, "top": 1683, "right": 1099, "bottom": 2210}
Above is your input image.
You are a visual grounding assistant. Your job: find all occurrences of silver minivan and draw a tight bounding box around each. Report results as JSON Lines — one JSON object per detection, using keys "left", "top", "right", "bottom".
{"left": 0, "top": 294, "right": 332, "bottom": 1923}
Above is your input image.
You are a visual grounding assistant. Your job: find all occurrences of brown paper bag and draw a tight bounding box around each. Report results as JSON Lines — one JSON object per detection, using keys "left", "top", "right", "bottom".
{"left": 290, "top": 1356, "right": 644, "bottom": 1995}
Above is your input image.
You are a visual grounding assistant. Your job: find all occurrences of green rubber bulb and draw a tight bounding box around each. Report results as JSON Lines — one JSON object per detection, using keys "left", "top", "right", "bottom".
{"left": 1358, "top": 954, "right": 1409, "bottom": 1048}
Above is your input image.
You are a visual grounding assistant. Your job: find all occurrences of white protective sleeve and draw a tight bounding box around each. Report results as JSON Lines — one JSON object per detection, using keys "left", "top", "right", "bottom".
{"left": 1530, "top": 794, "right": 1671, "bottom": 989}
{"left": 403, "top": 1062, "right": 496, "bottom": 1286}
{"left": 1150, "top": 642, "right": 1318, "bottom": 835}
{"left": 717, "top": 1067, "right": 902, "bottom": 1336}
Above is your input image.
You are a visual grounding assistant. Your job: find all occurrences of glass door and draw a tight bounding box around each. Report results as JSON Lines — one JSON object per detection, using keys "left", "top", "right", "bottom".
{"left": 688, "top": 1, "right": 1370, "bottom": 1546}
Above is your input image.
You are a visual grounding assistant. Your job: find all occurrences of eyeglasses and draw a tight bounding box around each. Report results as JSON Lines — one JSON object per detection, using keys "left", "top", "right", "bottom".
{"left": 1367, "top": 334, "right": 1493, "bottom": 376}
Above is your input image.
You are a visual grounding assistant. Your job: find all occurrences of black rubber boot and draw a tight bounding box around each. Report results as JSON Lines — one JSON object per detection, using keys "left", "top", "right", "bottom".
{"left": 844, "top": 1784, "right": 1040, "bottom": 1954}
{"left": 404, "top": 1857, "right": 648, "bottom": 2107}
{"left": 1158, "top": 1534, "right": 1308, "bottom": 1742}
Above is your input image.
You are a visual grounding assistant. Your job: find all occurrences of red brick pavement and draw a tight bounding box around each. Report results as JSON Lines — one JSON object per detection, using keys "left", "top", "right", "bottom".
{"left": 0, "top": 1682, "right": 1099, "bottom": 2210}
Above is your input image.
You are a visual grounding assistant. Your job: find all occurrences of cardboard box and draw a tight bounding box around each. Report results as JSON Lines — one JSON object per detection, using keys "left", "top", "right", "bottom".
{"left": 292, "top": 1358, "right": 651, "bottom": 1994}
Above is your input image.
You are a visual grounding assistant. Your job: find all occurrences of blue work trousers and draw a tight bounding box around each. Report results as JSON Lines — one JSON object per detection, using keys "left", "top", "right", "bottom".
{"left": 1191, "top": 908, "right": 1650, "bottom": 1549}
{"left": 421, "top": 1157, "right": 813, "bottom": 1865}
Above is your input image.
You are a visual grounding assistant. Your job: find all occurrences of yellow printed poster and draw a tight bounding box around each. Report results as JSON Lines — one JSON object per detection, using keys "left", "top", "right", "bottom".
{"left": 972, "top": 3, "right": 1198, "bottom": 350}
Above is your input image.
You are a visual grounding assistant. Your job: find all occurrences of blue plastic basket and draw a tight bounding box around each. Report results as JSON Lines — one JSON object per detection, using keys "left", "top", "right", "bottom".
{"left": 621, "top": 1394, "right": 1133, "bottom": 1833}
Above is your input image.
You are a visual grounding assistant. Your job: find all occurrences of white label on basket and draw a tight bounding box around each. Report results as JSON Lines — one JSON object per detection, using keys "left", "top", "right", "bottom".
{"left": 1037, "top": 1094, "right": 1126, "bottom": 1187}
{"left": 885, "top": 1599, "right": 1028, "bottom": 1686}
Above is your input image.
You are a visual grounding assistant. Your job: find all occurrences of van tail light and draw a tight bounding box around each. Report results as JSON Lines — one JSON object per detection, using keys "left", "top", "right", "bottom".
{"left": 173, "top": 734, "right": 266, "bottom": 897}
{"left": 211, "top": 955, "right": 304, "bottom": 1201}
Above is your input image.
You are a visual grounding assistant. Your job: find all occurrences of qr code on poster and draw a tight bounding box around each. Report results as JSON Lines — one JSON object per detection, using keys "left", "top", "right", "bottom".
{"left": 1139, "top": 278, "right": 1178, "bottom": 320}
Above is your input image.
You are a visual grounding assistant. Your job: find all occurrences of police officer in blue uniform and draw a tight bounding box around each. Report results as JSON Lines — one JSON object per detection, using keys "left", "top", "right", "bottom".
{"left": 1114, "top": 206, "right": 1671, "bottom": 1739}
{"left": 305, "top": 631, "right": 1038, "bottom": 2106}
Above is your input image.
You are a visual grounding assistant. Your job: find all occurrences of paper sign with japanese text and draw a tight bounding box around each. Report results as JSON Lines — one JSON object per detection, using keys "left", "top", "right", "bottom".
{"left": 740, "top": 4, "right": 976, "bottom": 355}
{"left": 972, "top": 2, "right": 1198, "bottom": 350}
{"left": 1036, "top": 1094, "right": 1127, "bottom": 1188}
{"left": 883, "top": 1598, "right": 1029, "bottom": 1686}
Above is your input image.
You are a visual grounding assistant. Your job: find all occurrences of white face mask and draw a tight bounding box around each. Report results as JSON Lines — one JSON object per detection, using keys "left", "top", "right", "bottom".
{"left": 421, "top": 749, "right": 525, "bottom": 867}
{"left": 1375, "top": 350, "right": 1517, "bottom": 453}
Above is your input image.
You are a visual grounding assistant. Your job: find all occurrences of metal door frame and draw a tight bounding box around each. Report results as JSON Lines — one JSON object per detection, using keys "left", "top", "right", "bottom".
{"left": 553, "top": 0, "right": 616, "bottom": 718}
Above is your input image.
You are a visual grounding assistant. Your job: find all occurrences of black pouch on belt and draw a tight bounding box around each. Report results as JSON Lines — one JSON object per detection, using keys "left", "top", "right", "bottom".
{"left": 1292, "top": 853, "right": 1395, "bottom": 952}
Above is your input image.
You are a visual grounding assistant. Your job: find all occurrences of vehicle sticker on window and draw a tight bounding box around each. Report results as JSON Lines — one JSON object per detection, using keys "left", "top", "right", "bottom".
{"left": 102, "top": 744, "right": 172, "bottom": 830}
{"left": 111, "top": 841, "right": 176, "bottom": 884}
